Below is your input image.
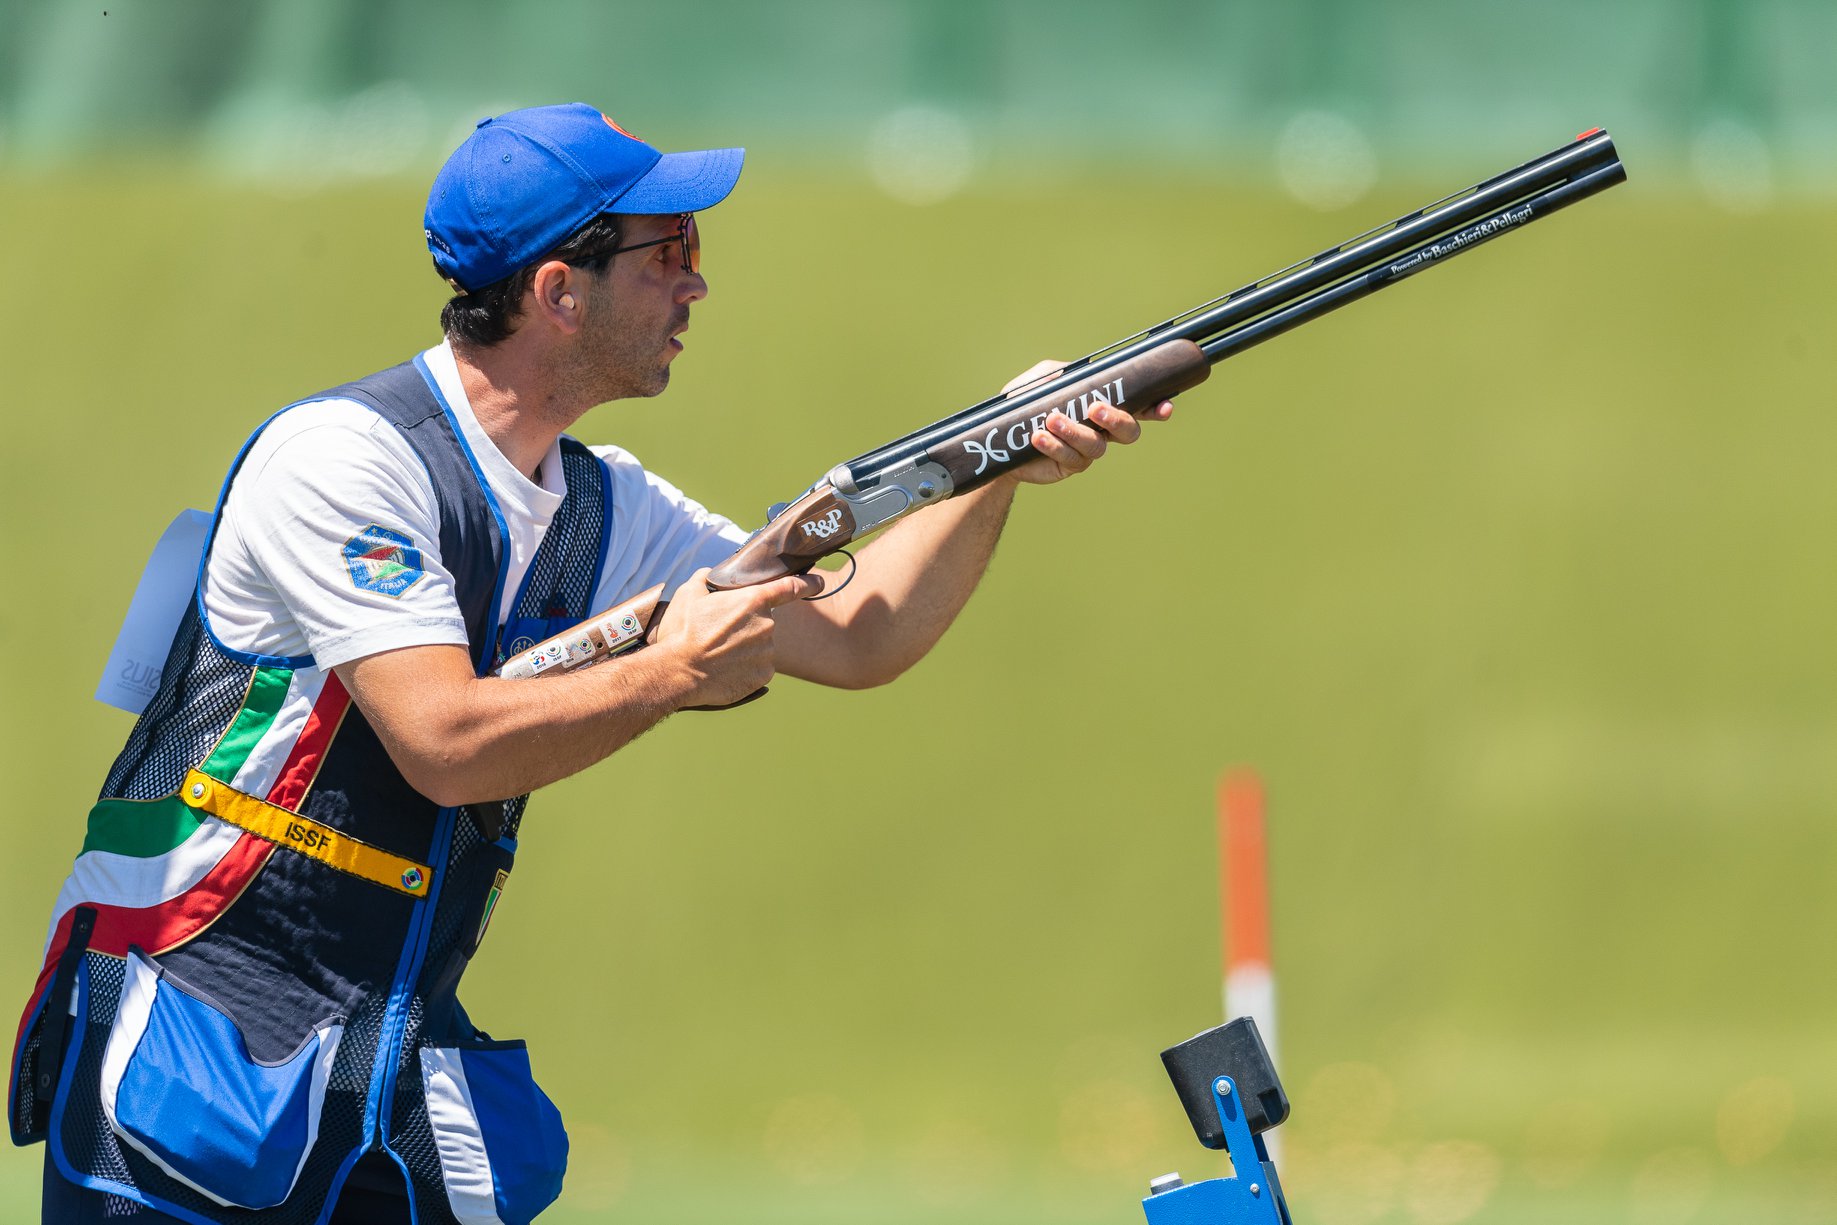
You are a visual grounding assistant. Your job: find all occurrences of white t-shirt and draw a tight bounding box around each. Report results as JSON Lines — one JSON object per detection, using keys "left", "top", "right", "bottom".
{"left": 202, "top": 341, "right": 749, "bottom": 669}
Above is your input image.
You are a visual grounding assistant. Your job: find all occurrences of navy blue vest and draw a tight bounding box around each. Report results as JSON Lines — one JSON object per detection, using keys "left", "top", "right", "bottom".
{"left": 16, "top": 357, "right": 610, "bottom": 1223}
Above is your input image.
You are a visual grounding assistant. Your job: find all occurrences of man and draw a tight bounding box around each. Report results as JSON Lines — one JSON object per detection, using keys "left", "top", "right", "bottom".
{"left": 14, "top": 103, "right": 1172, "bottom": 1223}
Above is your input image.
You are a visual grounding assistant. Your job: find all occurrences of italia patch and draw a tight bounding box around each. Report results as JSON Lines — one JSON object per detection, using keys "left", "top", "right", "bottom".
{"left": 477, "top": 869, "right": 509, "bottom": 948}
{"left": 343, "top": 525, "right": 427, "bottom": 598}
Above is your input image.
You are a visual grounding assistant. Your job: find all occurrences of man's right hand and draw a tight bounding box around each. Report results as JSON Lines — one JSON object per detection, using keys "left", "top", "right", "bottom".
{"left": 651, "top": 568, "right": 824, "bottom": 709}
{"left": 338, "top": 567, "right": 825, "bottom": 807}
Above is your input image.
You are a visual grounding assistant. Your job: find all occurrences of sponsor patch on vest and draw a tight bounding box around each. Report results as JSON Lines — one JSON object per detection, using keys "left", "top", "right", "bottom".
{"left": 343, "top": 525, "right": 427, "bottom": 598}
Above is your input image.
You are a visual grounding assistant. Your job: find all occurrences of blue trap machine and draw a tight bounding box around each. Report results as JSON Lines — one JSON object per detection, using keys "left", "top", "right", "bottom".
{"left": 1141, "top": 1017, "right": 1293, "bottom": 1225}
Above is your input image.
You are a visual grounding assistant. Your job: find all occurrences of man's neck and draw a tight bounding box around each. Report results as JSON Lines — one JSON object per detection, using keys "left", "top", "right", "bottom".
{"left": 449, "top": 339, "right": 577, "bottom": 481}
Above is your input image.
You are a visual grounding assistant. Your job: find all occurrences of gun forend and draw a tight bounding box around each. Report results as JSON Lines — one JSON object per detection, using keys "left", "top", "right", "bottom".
{"left": 923, "top": 338, "right": 1209, "bottom": 491}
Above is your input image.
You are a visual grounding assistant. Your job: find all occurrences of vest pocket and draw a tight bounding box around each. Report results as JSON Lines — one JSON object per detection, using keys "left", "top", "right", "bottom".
{"left": 98, "top": 949, "right": 343, "bottom": 1210}
{"left": 420, "top": 1038, "right": 569, "bottom": 1225}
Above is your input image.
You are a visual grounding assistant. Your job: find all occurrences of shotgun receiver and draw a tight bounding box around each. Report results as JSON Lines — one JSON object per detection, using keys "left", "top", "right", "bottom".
{"left": 497, "top": 128, "right": 1626, "bottom": 681}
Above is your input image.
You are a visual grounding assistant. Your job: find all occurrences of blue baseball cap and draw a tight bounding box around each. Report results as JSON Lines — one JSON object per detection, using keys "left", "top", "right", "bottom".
{"left": 425, "top": 103, "right": 744, "bottom": 293}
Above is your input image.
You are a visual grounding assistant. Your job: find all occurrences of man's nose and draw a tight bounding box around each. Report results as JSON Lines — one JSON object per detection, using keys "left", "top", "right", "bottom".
{"left": 676, "top": 271, "right": 708, "bottom": 304}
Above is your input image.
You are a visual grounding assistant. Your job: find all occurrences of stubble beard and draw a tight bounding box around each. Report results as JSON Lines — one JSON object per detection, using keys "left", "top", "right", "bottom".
{"left": 561, "top": 292, "right": 679, "bottom": 409}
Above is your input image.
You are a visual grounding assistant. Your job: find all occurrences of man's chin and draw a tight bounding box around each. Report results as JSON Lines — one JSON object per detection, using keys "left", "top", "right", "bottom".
{"left": 587, "top": 367, "right": 670, "bottom": 406}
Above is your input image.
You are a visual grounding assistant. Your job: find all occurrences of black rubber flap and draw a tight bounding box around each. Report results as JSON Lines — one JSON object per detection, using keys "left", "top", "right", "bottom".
{"left": 1160, "top": 1016, "right": 1289, "bottom": 1148}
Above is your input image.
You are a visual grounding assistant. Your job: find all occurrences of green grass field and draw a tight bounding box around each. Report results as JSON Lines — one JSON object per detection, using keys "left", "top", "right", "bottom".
{"left": 1, "top": 166, "right": 1833, "bottom": 1223}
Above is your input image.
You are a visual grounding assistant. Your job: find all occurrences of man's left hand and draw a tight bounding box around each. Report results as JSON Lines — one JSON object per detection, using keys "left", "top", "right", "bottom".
{"left": 997, "top": 359, "right": 1175, "bottom": 487}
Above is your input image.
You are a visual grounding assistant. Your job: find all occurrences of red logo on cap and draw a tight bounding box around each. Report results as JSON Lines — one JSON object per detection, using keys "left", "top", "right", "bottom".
{"left": 602, "top": 113, "right": 640, "bottom": 140}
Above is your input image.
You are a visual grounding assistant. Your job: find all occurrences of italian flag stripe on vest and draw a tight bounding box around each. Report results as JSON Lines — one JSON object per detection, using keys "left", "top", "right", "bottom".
{"left": 17, "top": 666, "right": 353, "bottom": 1060}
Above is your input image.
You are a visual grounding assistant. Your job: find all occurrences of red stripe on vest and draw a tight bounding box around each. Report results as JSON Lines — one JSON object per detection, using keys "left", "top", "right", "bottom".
{"left": 12, "top": 835, "right": 275, "bottom": 1078}
{"left": 267, "top": 674, "right": 351, "bottom": 810}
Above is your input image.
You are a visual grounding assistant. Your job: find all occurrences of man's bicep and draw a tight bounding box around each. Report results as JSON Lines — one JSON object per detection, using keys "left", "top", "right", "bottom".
{"left": 334, "top": 643, "right": 480, "bottom": 777}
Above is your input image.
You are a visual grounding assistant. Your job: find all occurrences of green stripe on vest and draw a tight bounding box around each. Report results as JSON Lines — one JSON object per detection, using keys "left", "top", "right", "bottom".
{"left": 199, "top": 666, "right": 293, "bottom": 782}
{"left": 80, "top": 665, "right": 293, "bottom": 857}
{"left": 80, "top": 794, "right": 204, "bottom": 858}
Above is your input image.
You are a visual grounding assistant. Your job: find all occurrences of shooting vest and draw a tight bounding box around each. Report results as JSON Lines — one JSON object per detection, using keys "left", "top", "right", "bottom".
{"left": 10, "top": 355, "right": 610, "bottom": 1224}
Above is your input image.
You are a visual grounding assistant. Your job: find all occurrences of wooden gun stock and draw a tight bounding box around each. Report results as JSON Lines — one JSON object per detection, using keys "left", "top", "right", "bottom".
{"left": 707, "top": 484, "right": 860, "bottom": 591}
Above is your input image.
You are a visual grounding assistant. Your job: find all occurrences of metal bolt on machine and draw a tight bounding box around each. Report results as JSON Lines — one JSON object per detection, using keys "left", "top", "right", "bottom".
{"left": 1141, "top": 1017, "right": 1293, "bottom": 1225}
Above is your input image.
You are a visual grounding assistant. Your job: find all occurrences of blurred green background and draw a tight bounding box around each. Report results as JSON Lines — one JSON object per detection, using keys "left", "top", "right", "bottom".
{"left": 4, "top": 1, "right": 1835, "bottom": 1222}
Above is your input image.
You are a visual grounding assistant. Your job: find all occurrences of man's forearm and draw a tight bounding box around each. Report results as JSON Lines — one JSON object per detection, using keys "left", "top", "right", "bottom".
{"left": 339, "top": 572, "right": 812, "bottom": 806}
{"left": 338, "top": 642, "right": 695, "bottom": 807}
{"left": 772, "top": 476, "right": 1019, "bottom": 689}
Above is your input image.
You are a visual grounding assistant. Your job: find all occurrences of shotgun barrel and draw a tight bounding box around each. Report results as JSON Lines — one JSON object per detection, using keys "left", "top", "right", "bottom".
{"left": 835, "top": 129, "right": 1622, "bottom": 492}
{"left": 702, "top": 128, "right": 1625, "bottom": 591}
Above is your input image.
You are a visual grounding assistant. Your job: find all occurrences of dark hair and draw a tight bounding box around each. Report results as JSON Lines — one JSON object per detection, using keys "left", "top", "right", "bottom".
{"left": 439, "top": 214, "right": 626, "bottom": 348}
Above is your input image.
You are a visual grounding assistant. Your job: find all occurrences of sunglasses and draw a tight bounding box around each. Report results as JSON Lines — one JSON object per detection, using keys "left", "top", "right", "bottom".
{"left": 607, "top": 213, "right": 700, "bottom": 274}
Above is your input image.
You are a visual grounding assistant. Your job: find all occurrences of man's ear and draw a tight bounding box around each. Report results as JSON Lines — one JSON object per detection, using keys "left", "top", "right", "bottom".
{"left": 529, "top": 260, "right": 582, "bottom": 334}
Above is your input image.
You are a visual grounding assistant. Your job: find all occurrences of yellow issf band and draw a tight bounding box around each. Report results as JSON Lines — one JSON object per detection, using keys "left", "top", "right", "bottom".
{"left": 181, "top": 769, "right": 431, "bottom": 899}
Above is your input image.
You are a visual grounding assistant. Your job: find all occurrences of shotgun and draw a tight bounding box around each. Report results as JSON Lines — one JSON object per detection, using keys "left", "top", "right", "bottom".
{"left": 497, "top": 128, "right": 1626, "bottom": 682}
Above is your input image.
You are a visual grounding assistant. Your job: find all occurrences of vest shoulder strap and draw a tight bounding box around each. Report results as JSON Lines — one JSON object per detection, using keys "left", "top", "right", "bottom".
{"left": 310, "top": 361, "right": 501, "bottom": 667}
